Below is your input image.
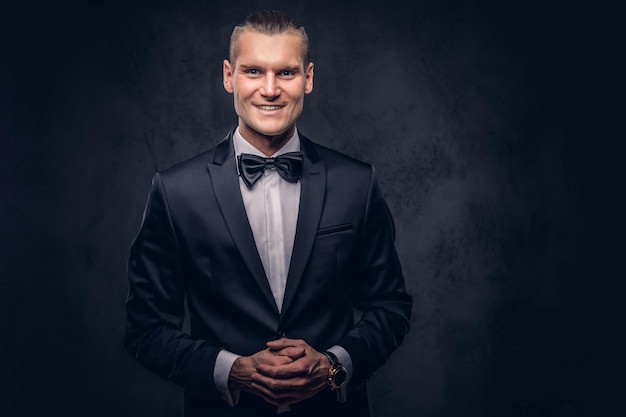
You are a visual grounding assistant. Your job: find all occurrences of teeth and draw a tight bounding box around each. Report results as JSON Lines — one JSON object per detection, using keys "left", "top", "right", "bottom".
{"left": 258, "top": 105, "right": 281, "bottom": 111}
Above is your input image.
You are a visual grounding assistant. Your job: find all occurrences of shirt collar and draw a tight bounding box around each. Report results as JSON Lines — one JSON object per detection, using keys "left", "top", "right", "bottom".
{"left": 233, "top": 127, "right": 301, "bottom": 159}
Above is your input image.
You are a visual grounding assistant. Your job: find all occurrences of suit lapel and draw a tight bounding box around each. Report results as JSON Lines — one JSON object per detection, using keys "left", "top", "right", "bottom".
{"left": 281, "top": 136, "right": 326, "bottom": 316}
{"left": 207, "top": 133, "right": 278, "bottom": 313}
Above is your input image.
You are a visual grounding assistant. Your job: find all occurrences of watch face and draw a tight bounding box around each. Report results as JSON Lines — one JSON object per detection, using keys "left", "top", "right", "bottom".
{"left": 332, "top": 367, "right": 348, "bottom": 388}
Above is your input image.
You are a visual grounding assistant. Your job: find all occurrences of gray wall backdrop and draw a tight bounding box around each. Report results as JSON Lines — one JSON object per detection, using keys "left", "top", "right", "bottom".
{"left": 1, "top": 0, "right": 623, "bottom": 416}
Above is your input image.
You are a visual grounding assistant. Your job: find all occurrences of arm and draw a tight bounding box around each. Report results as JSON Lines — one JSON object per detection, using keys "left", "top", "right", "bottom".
{"left": 124, "top": 173, "right": 220, "bottom": 394}
{"left": 339, "top": 166, "right": 413, "bottom": 389}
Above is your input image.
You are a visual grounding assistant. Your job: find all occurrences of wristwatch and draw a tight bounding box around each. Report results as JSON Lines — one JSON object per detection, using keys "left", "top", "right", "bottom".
{"left": 323, "top": 350, "right": 348, "bottom": 390}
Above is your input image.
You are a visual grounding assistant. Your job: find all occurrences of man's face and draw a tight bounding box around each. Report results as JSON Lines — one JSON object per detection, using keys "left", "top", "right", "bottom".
{"left": 223, "top": 30, "right": 314, "bottom": 143}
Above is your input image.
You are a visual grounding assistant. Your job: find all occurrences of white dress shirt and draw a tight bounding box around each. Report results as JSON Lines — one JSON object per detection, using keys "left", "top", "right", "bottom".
{"left": 213, "top": 127, "right": 352, "bottom": 409}
{"left": 234, "top": 128, "right": 301, "bottom": 312}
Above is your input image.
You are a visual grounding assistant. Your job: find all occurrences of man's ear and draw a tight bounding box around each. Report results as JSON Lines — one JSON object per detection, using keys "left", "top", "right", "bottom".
{"left": 305, "top": 62, "right": 314, "bottom": 94}
{"left": 223, "top": 59, "right": 234, "bottom": 93}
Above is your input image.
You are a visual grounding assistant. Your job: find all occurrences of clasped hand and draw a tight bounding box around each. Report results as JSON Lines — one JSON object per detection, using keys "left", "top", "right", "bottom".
{"left": 229, "top": 337, "right": 330, "bottom": 406}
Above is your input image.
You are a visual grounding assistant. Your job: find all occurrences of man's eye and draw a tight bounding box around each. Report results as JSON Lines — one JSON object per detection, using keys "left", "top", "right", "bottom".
{"left": 279, "top": 70, "right": 294, "bottom": 76}
{"left": 246, "top": 69, "right": 259, "bottom": 74}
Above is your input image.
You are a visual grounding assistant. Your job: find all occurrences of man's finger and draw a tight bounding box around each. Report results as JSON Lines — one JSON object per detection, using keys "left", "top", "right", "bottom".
{"left": 251, "top": 372, "right": 312, "bottom": 392}
{"left": 270, "top": 346, "right": 305, "bottom": 359}
{"left": 266, "top": 337, "right": 305, "bottom": 349}
{"left": 256, "top": 361, "right": 304, "bottom": 379}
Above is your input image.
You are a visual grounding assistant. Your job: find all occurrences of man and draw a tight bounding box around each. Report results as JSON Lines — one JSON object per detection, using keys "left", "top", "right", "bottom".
{"left": 125, "top": 10, "right": 412, "bottom": 417}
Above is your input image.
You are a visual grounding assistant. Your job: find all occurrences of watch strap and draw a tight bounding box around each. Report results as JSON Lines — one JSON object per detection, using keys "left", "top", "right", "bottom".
{"left": 323, "top": 350, "right": 340, "bottom": 368}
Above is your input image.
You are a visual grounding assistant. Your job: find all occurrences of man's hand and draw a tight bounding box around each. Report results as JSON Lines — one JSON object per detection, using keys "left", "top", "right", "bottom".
{"left": 228, "top": 338, "right": 331, "bottom": 406}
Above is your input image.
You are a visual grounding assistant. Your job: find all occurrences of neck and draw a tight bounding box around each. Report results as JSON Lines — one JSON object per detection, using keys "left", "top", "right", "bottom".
{"left": 238, "top": 125, "right": 295, "bottom": 156}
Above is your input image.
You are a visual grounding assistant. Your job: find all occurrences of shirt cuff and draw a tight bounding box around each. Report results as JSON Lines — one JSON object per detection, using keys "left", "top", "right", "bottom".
{"left": 327, "top": 345, "right": 353, "bottom": 403}
{"left": 213, "top": 349, "right": 241, "bottom": 407}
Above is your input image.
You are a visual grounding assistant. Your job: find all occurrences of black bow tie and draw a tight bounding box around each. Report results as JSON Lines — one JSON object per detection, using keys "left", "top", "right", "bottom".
{"left": 237, "top": 152, "right": 304, "bottom": 189}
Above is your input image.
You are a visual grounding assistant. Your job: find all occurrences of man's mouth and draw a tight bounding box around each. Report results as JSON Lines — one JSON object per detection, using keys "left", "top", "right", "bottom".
{"left": 256, "top": 105, "right": 283, "bottom": 111}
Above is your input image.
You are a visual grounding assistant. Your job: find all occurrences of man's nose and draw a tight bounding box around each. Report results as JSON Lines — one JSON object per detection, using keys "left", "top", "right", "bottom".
{"left": 259, "top": 74, "right": 280, "bottom": 98}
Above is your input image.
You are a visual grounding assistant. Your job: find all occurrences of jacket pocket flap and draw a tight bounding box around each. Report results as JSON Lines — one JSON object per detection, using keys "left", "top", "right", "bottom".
{"left": 316, "top": 223, "right": 353, "bottom": 236}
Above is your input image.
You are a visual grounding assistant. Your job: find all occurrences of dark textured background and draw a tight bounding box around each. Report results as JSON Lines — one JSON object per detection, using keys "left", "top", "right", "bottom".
{"left": 1, "top": 0, "right": 624, "bottom": 416}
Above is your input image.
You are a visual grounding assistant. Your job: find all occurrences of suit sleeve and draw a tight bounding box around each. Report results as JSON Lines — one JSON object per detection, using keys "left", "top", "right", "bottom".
{"left": 124, "top": 172, "right": 220, "bottom": 394}
{"left": 338, "top": 167, "right": 413, "bottom": 389}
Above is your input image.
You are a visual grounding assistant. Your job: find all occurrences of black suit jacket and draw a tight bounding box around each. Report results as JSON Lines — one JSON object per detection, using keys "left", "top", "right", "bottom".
{"left": 124, "top": 131, "right": 412, "bottom": 416}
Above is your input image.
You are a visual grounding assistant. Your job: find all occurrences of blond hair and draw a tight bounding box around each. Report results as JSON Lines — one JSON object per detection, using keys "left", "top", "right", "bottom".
{"left": 229, "top": 10, "right": 310, "bottom": 65}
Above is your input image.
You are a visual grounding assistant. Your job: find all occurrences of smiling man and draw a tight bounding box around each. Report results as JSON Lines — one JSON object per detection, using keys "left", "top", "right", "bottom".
{"left": 223, "top": 25, "right": 313, "bottom": 155}
{"left": 125, "top": 10, "right": 412, "bottom": 417}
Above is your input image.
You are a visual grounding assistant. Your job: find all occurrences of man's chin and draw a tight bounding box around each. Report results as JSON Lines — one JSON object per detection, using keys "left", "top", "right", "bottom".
{"left": 249, "top": 126, "right": 293, "bottom": 139}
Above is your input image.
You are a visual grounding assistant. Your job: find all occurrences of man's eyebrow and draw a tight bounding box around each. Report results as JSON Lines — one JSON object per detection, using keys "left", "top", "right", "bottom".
{"left": 238, "top": 64, "right": 303, "bottom": 71}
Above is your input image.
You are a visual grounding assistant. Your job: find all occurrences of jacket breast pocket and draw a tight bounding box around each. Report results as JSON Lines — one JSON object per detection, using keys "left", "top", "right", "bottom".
{"left": 316, "top": 222, "right": 353, "bottom": 236}
{"left": 308, "top": 223, "right": 355, "bottom": 283}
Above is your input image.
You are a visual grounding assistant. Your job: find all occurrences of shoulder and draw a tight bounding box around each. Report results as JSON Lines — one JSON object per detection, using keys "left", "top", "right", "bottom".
{"left": 160, "top": 149, "right": 214, "bottom": 178}
{"left": 148, "top": 134, "right": 231, "bottom": 201}
{"left": 302, "top": 134, "right": 373, "bottom": 177}
{"left": 301, "top": 135, "right": 381, "bottom": 205}
{"left": 301, "top": 134, "right": 377, "bottom": 198}
{"left": 157, "top": 134, "right": 228, "bottom": 181}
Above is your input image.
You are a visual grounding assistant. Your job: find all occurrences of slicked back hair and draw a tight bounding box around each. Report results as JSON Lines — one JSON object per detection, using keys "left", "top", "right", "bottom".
{"left": 229, "top": 10, "right": 310, "bottom": 65}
